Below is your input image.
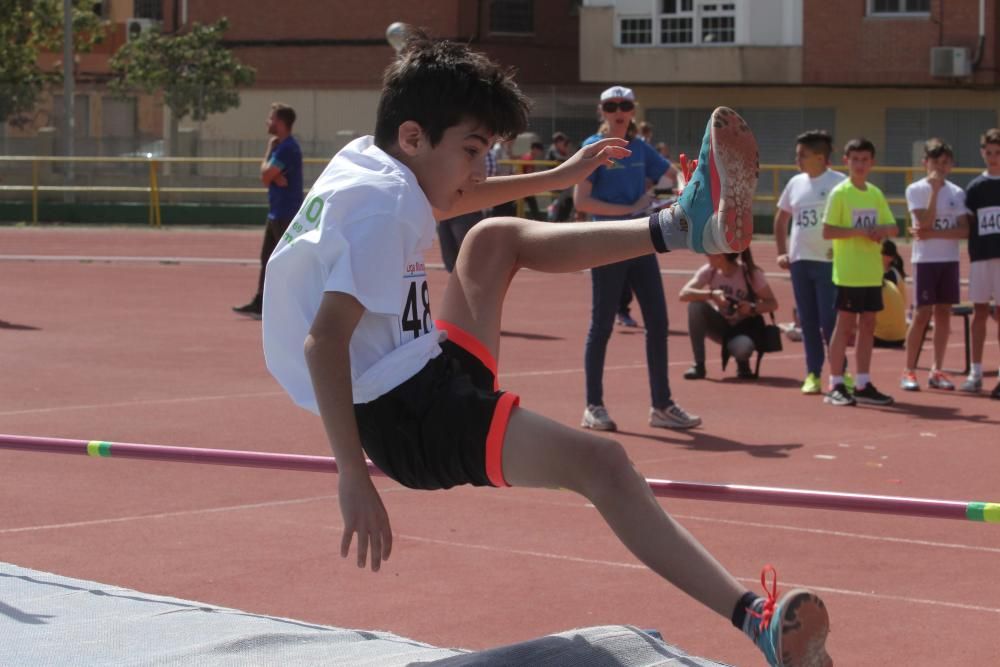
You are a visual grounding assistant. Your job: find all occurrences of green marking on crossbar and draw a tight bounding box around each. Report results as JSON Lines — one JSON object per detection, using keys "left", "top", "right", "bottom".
{"left": 86, "top": 441, "right": 111, "bottom": 457}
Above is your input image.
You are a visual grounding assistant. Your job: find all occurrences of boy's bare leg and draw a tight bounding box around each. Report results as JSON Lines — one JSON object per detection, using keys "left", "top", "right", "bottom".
{"left": 971, "top": 304, "right": 990, "bottom": 365}
{"left": 500, "top": 407, "right": 747, "bottom": 618}
{"left": 439, "top": 216, "right": 654, "bottom": 357}
{"left": 854, "top": 311, "right": 876, "bottom": 374}
{"left": 932, "top": 303, "right": 951, "bottom": 370}
{"left": 827, "top": 311, "right": 856, "bottom": 380}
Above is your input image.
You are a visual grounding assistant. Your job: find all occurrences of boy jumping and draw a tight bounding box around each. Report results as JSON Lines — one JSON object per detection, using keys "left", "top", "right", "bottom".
{"left": 822, "top": 138, "right": 898, "bottom": 407}
{"left": 262, "top": 34, "right": 831, "bottom": 667}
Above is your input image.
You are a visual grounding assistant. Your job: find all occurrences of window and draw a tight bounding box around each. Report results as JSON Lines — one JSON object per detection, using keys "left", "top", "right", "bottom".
{"left": 700, "top": 3, "right": 735, "bottom": 44}
{"left": 868, "top": 0, "right": 930, "bottom": 15}
{"left": 617, "top": 0, "right": 735, "bottom": 47}
{"left": 619, "top": 17, "right": 652, "bottom": 45}
{"left": 133, "top": 0, "right": 163, "bottom": 20}
{"left": 490, "top": 0, "right": 534, "bottom": 35}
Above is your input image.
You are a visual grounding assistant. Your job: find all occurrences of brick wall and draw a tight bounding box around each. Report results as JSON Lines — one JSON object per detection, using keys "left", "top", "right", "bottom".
{"left": 804, "top": 0, "right": 997, "bottom": 86}
{"left": 165, "top": 0, "right": 578, "bottom": 88}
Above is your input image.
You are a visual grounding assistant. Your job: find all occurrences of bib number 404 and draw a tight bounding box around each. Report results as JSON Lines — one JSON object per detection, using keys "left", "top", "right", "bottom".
{"left": 402, "top": 280, "right": 432, "bottom": 338}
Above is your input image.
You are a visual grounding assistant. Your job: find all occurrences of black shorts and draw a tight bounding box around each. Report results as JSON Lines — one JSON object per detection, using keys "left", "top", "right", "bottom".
{"left": 353, "top": 320, "right": 519, "bottom": 490}
{"left": 836, "top": 285, "right": 883, "bottom": 313}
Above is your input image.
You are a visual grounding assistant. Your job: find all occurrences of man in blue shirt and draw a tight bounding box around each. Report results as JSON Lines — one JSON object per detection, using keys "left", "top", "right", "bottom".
{"left": 233, "top": 103, "right": 305, "bottom": 318}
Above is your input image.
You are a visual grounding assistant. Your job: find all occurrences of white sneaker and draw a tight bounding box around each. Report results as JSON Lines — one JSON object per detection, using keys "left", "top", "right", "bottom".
{"left": 650, "top": 404, "right": 702, "bottom": 429}
{"left": 582, "top": 404, "right": 617, "bottom": 431}
{"left": 959, "top": 375, "right": 982, "bottom": 393}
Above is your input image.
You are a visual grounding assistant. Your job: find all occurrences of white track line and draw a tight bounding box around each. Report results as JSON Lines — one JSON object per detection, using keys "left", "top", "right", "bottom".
{"left": 6, "top": 493, "right": 996, "bottom": 613}
{"left": 0, "top": 254, "right": 256, "bottom": 265}
{"left": 0, "top": 391, "right": 284, "bottom": 417}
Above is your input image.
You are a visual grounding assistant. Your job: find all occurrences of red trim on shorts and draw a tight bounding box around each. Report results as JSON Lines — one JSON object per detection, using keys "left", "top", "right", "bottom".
{"left": 435, "top": 320, "right": 499, "bottom": 390}
{"left": 485, "top": 392, "right": 519, "bottom": 487}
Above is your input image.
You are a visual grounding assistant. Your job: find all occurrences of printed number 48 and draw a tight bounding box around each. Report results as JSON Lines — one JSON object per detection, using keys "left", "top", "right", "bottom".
{"left": 402, "top": 281, "right": 432, "bottom": 338}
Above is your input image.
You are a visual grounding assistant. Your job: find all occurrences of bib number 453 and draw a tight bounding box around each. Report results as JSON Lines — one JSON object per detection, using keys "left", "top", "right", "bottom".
{"left": 402, "top": 280, "right": 432, "bottom": 338}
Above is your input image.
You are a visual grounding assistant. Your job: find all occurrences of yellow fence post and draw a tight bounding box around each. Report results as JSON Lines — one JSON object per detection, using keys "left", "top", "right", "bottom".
{"left": 32, "top": 159, "right": 39, "bottom": 225}
{"left": 148, "top": 158, "right": 162, "bottom": 228}
{"left": 772, "top": 167, "right": 779, "bottom": 204}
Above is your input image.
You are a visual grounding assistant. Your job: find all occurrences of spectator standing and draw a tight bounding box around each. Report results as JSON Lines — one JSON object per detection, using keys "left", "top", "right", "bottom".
{"left": 546, "top": 132, "right": 574, "bottom": 221}
{"left": 574, "top": 85, "right": 700, "bottom": 431}
{"left": 959, "top": 128, "right": 1000, "bottom": 399}
{"left": 900, "top": 139, "right": 970, "bottom": 390}
{"left": 822, "top": 138, "right": 898, "bottom": 407}
{"left": 519, "top": 141, "right": 545, "bottom": 219}
{"left": 773, "top": 130, "right": 846, "bottom": 394}
{"left": 233, "top": 103, "right": 304, "bottom": 318}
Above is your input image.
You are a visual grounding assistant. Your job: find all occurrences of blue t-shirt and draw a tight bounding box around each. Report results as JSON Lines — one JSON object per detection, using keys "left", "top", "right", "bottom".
{"left": 268, "top": 136, "right": 305, "bottom": 220}
{"left": 583, "top": 134, "right": 669, "bottom": 220}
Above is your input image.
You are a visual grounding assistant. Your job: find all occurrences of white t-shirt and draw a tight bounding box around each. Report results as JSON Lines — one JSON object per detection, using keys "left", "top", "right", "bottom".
{"left": 777, "top": 169, "right": 846, "bottom": 263}
{"left": 262, "top": 136, "right": 444, "bottom": 412}
{"left": 905, "top": 178, "right": 969, "bottom": 264}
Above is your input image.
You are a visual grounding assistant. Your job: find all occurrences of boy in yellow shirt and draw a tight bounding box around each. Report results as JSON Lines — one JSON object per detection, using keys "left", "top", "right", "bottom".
{"left": 822, "top": 138, "right": 899, "bottom": 406}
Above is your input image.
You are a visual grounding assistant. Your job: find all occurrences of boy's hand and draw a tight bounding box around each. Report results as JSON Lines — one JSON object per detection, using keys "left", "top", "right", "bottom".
{"left": 338, "top": 473, "right": 392, "bottom": 572}
{"left": 776, "top": 254, "right": 790, "bottom": 270}
{"left": 557, "top": 138, "right": 631, "bottom": 181}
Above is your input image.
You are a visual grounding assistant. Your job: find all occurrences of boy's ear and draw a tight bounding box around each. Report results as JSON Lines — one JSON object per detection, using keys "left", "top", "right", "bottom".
{"left": 396, "top": 121, "right": 427, "bottom": 157}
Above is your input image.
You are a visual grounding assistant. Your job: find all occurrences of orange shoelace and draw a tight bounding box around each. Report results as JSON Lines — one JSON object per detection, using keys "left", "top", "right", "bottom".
{"left": 746, "top": 564, "right": 779, "bottom": 632}
{"left": 678, "top": 153, "right": 698, "bottom": 194}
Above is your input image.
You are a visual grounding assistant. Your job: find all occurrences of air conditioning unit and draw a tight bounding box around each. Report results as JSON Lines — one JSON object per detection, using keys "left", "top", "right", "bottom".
{"left": 930, "top": 47, "right": 971, "bottom": 78}
{"left": 125, "top": 18, "right": 160, "bottom": 42}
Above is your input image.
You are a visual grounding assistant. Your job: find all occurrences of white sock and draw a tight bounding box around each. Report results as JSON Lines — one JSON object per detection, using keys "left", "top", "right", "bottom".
{"left": 830, "top": 375, "right": 844, "bottom": 387}
{"left": 971, "top": 363, "right": 983, "bottom": 378}
{"left": 856, "top": 373, "right": 870, "bottom": 389}
{"left": 652, "top": 206, "right": 689, "bottom": 251}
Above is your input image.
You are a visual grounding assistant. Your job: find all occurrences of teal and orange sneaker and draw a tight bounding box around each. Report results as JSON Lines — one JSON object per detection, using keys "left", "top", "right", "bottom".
{"left": 743, "top": 566, "right": 832, "bottom": 667}
{"left": 676, "top": 107, "right": 759, "bottom": 254}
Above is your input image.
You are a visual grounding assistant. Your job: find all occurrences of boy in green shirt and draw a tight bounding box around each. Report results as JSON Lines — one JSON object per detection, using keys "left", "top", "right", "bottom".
{"left": 822, "top": 138, "right": 898, "bottom": 406}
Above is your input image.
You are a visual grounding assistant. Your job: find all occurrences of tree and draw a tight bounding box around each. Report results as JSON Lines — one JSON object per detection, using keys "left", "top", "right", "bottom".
{"left": 0, "top": 0, "right": 105, "bottom": 128}
{"left": 109, "top": 18, "right": 255, "bottom": 154}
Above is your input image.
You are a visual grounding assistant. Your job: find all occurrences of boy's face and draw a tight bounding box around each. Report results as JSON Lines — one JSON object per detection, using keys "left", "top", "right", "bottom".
{"left": 795, "top": 144, "right": 827, "bottom": 175}
{"left": 923, "top": 153, "right": 953, "bottom": 178}
{"left": 844, "top": 149, "right": 874, "bottom": 180}
{"left": 266, "top": 111, "right": 285, "bottom": 136}
{"left": 406, "top": 118, "right": 494, "bottom": 212}
{"left": 981, "top": 143, "right": 1000, "bottom": 173}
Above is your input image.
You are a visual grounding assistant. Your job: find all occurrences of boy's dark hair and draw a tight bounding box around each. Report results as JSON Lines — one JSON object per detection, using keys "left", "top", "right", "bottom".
{"left": 530, "top": 141, "right": 544, "bottom": 151}
{"left": 374, "top": 30, "right": 530, "bottom": 149}
{"left": 923, "top": 137, "right": 954, "bottom": 160}
{"left": 270, "top": 103, "right": 296, "bottom": 129}
{"left": 844, "top": 137, "right": 876, "bottom": 157}
{"left": 796, "top": 129, "right": 833, "bottom": 158}
{"left": 551, "top": 131, "right": 568, "bottom": 143}
{"left": 980, "top": 128, "right": 1000, "bottom": 147}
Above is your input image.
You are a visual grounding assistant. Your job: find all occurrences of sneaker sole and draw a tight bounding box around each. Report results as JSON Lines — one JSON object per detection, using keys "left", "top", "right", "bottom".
{"left": 581, "top": 420, "right": 617, "bottom": 432}
{"left": 801, "top": 386, "right": 821, "bottom": 395}
{"left": 900, "top": 383, "right": 920, "bottom": 392}
{"left": 709, "top": 107, "right": 759, "bottom": 253}
{"left": 777, "top": 589, "right": 832, "bottom": 667}
{"left": 823, "top": 396, "right": 855, "bottom": 406}
{"left": 854, "top": 395, "right": 894, "bottom": 406}
{"left": 928, "top": 382, "right": 955, "bottom": 391}
{"left": 649, "top": 418, "right": 702, "bottom": 430}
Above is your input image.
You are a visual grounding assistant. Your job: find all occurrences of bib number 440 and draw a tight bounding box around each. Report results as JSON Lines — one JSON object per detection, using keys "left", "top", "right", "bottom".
{"left": 402, "top": 280, "right": 432, "bottom": 338}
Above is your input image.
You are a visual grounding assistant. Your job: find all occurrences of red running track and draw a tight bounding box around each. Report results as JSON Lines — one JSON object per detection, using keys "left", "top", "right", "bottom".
{"left": 1, "top": 225, "right": 999, "bottom": 665}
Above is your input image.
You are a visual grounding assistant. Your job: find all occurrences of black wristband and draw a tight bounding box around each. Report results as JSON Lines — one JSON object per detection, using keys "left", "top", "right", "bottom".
{"left": 648, "top": 213, "right": 668, "bottom": 253}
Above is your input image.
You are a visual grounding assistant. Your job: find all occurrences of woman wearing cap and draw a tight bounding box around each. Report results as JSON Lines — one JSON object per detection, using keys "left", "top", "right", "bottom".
{"left": 574, "top": 86, "right": 700, "bottom": 431}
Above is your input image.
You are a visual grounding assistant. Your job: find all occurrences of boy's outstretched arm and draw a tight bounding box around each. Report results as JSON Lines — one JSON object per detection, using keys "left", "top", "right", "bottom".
{"left": 305, "top": 291, "right": 392, "bottom": 573}
{"left": 438, "top": 137, "right": 630, "bottom": 219}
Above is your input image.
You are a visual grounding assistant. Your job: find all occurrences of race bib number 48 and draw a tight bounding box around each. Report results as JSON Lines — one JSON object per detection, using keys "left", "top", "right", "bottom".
{"left": 977, "top": 206, "right": 1000, "bottom": 237}
{"left": 400, "top": 262, "right": 432, "bottom": 340}
{"left": 852, "top": 208, "right": 878, "bottom": 229}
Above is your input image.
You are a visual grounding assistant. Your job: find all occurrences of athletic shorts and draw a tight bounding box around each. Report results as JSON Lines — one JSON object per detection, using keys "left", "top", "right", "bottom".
{"left": 353, "top": 320, "right": 519, "bottom": 490}
{"left": 968, "top": 258, "right": 1000, "bottom": 304}
{"left": 914, "top": 261, "right": 960, "bottom": 306}
{"left": 836, "top": 285, "right": 883, "bottom": 313}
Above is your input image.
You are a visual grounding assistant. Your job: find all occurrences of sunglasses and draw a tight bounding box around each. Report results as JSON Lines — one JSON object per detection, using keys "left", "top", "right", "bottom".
{"left": 601, "top": 100, "right": 635, "bottom": 113}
